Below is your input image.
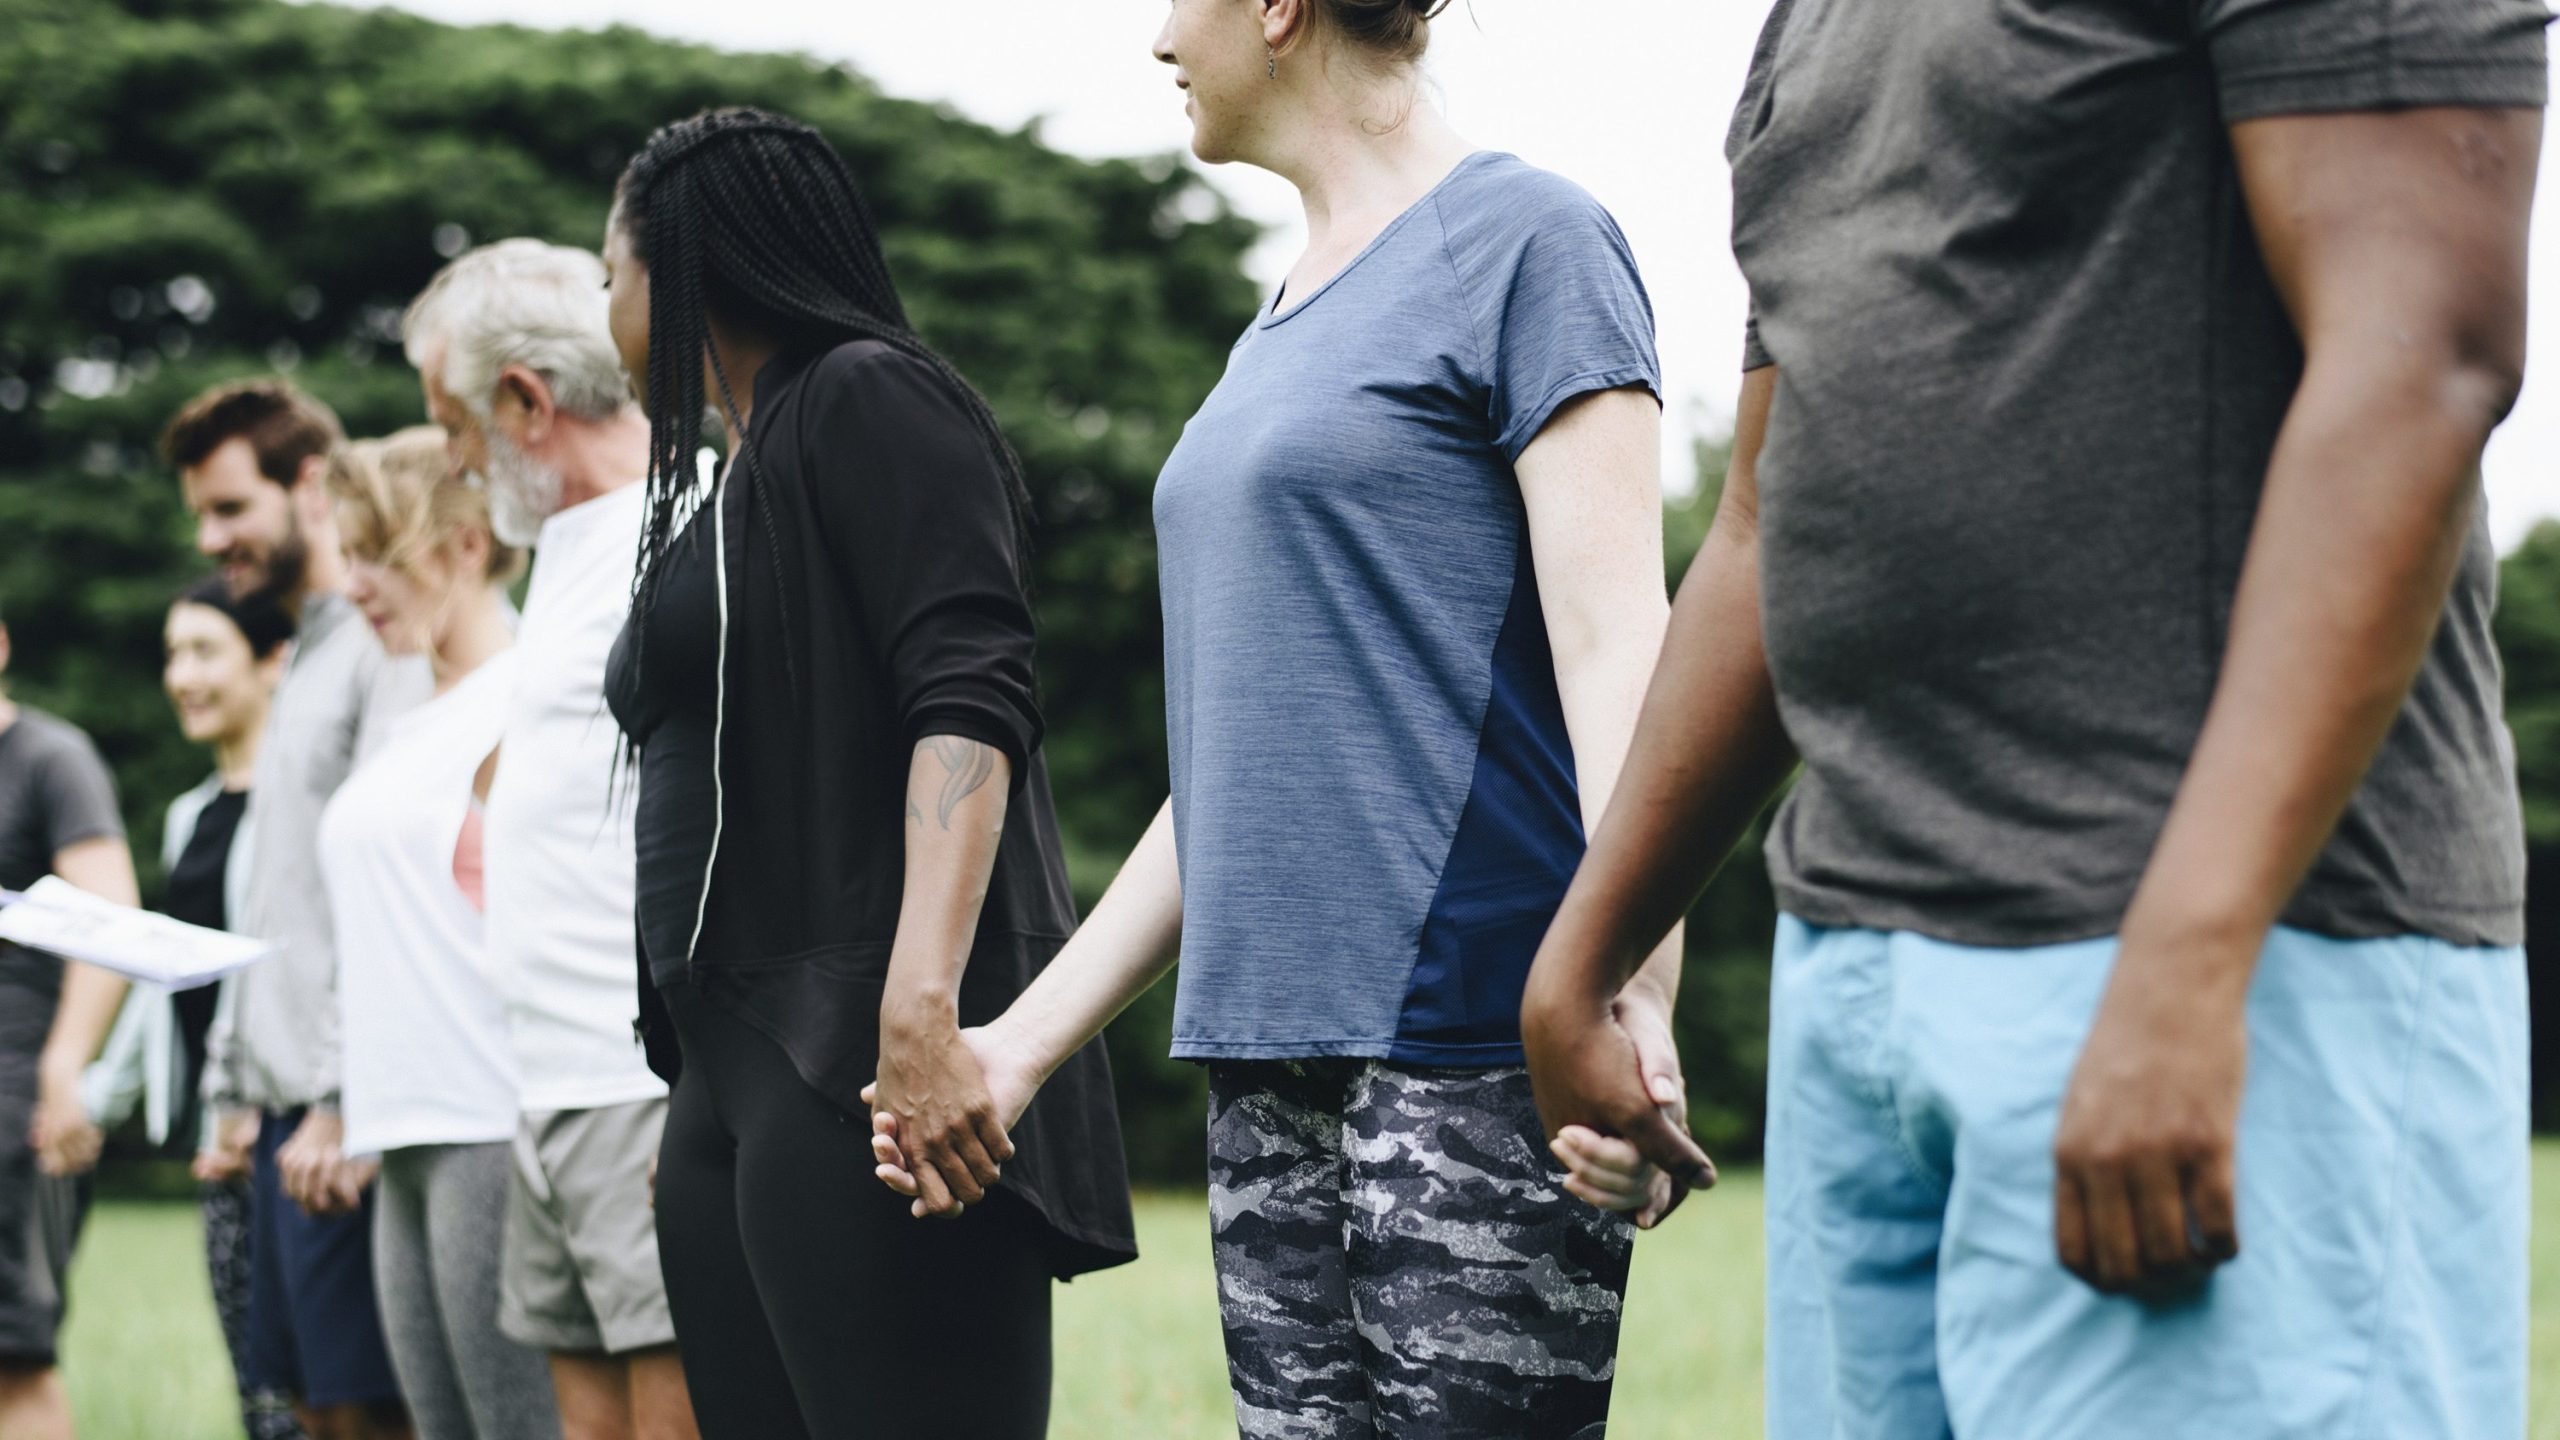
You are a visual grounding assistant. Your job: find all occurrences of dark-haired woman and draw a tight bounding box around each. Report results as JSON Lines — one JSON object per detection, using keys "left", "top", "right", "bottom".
{"left": 597, "top": 107, "right": 1135, "bottom": 1439}
{"left": 84, "top": 577, "right": 305, "bottom": 1440}
{"left": 869, "top": 2, "right": 1691, "bottom": 1436}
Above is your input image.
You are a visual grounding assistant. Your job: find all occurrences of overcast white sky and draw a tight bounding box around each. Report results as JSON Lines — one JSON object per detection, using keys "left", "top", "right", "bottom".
{"left": 359, "top": 0, "right": 2559, "bottom": 541}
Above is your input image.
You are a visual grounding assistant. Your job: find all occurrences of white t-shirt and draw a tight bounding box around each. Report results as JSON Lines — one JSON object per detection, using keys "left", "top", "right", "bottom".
{"left": 484, "top": 483, "right": 666, "bottom": 1112}
{"left": 323, "top": 651, "right": 522, "bottom": 1156}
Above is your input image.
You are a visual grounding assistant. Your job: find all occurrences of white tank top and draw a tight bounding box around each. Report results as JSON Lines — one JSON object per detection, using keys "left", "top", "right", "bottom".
{"left": 321, "top": 648, "right": 523, "bottom": 1156}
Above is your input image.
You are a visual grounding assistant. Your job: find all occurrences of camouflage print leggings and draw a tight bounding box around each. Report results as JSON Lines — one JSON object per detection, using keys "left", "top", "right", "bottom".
{"left": 1206, "top": 1060, "right": 1635, "bottom": 1440}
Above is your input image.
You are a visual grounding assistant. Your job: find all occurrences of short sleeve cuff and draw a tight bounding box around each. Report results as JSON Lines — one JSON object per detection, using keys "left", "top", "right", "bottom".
{"left": 1495, "top": 365, "right": 1663, "bottom": 463}
{"left": 1742, "top": 317, "right": 1775, "bottom": 373}
{"left": 2218, "top": 57, "right": 2547, "bottom": 123}
{"left": 904, "top": 695, "right": 1043, "bottom": 798}
{"left": 46, "top": 822, "right": 124, "bottom": 853}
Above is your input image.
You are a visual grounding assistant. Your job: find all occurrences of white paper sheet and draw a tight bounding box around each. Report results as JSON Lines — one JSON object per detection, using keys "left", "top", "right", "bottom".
{"left": 0, "top": 877, "right": 274, "bottom": 990}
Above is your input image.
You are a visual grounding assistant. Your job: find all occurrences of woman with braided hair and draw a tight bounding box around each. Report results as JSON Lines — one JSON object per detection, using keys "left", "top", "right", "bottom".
{"left": 597, "top": 108, "right": 1134, "bottom": 1438}
{"left": 870, "top": 1, "right": 1693, "bottom": 1435}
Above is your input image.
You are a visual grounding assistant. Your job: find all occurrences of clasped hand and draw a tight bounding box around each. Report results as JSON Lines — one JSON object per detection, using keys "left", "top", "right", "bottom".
{"left": 1523, "top": 977, "right": 1714, "bottom": 1231}
{"left": 275, "top": 1109, "right": 375, "bottom": 1217}
{"left": 29, "top": 1058, "right": 102, "bottom": 1179}
{"left": 863, "top": 1016, "right": 1038, "bottom": 1221}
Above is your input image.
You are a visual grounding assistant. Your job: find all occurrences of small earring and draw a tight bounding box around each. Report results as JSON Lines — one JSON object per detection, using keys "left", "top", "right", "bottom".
{"left": 1267, "top": 46, "right": 1278, "bottom": 79}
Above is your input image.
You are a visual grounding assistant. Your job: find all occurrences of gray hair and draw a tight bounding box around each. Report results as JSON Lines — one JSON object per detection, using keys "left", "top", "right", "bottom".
{"left": 402, "top": 239, "right": 629, "bottom": 422}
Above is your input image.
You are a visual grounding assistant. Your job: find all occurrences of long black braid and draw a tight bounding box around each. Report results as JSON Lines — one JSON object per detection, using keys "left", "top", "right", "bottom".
{"left": 615, "top": 106, "right": 1034, "bottom": 726}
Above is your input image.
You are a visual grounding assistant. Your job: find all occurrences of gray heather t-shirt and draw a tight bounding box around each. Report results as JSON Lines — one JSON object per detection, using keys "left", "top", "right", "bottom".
{"left": 1729, "top": 0, "right": 2547, "bottom": 948}
{"left": 0, "top": 708, "right": 124, "bottom": 1003}
{"left": 205, "top": 591, "right": 431, "bottom": 1110}
{"left": 1156, "top": 152, "right": 1659, "bottom": 1061}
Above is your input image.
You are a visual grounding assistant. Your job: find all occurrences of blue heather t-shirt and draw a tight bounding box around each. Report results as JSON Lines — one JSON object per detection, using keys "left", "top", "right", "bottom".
{"left": 1157, "top": 152, "right": 1660, "bottom": 1065}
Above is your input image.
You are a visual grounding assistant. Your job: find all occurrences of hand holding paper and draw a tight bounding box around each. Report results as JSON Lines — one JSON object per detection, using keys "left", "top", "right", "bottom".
{"left": 0, "top": 878, "right": 273, "bottom": 989}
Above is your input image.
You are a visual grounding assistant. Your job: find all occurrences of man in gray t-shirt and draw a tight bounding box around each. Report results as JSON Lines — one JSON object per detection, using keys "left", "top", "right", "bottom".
{"left": 0, "top": 610, "right": 136, "bottom": 1429}
{"left": 166, "top": 379, "right": 419, "bottom": 1433}
{"left": 1521, "top": 1, "right": 2548, "bottom": 1434}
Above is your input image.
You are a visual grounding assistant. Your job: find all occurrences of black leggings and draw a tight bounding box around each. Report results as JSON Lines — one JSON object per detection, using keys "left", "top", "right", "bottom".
{"left": 653, "top": 980, "right": 1052, "bottom": 1439}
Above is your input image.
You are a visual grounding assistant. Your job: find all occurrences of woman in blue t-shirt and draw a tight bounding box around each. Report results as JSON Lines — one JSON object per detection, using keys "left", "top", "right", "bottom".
{"left": 870, "top": 2, "right": 1706, "bottom": 1433}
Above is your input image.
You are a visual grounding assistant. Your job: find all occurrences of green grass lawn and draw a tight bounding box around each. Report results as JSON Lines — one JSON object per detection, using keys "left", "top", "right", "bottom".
{"left": 58, "top": 1148, "right": 2560, "bottom": 1437}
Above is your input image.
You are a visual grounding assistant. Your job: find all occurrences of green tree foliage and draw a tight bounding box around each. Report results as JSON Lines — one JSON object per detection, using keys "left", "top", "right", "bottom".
{"left": 3, "top": 0, "right": 1265, "bottom": 1178}
{"left": 0, "top": 0, "right": 1831, "bottom": 1183}
{"left": 2499, "top": 521, "right": 2560, "bottom": 849}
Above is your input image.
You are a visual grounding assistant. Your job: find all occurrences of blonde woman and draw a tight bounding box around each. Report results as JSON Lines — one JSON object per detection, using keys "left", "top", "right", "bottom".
{"left": 318, "top": 430, "right": 559, "bottom": 1440}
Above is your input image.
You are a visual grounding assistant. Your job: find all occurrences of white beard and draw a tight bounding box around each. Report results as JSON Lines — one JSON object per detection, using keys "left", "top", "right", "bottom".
{"left": 482, "top": 427, "right": 564, "bottom": 549}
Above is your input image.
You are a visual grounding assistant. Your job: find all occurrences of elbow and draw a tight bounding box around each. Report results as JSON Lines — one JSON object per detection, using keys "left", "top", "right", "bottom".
{"left": 2304, "top": 314, "right": 2525, "bottom": 460}
{"left": 1544, "top": 599, "right": 1672, "bottom": 716}
{"left": 2442, "top": 338, "right": 2526, "bottom": 434}
{"left": 1546, "top": 591, "right": 1670, "bottom": 671}
{"left": 2418, "top": 303, "right": 2527, "bottom": 435}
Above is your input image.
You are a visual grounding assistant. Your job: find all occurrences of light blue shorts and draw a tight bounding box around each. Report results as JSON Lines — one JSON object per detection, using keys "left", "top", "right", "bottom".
{"left": 1765, "top": 915, "right": 2529, "bottom": 1440}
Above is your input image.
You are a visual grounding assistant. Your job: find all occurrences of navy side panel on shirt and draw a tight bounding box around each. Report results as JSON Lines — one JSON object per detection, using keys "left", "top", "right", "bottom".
{"left": 1393, "top": 540, "right": 1586, "bottom": 1063}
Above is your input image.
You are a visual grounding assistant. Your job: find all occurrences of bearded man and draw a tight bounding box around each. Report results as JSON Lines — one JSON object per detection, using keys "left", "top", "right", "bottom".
{"left": 403, "top": 240, "right": 696, "bottom": 1440}
{"left": 169, "top": 378, "right": 430, "bottom": 1440}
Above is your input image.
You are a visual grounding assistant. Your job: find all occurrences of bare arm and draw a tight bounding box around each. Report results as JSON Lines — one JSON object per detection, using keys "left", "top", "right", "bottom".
{"left": 870, "top": 799, "right": 1184, "bottom": 1217}
{"left": 1518, "top": 389, "right": 1685, "bottom": 1001}
{"left": 981, "top": 799, "right": 1183, "bottom": 1080}
{"left": 1510, "top": 387, "right": 1701, "bottom": 1224}
{"left": 2053, "top": 104, "right": 2541, "bottom": 1294}
{"left": 1520, "top": 365, "right": 1798, "bottom": 1194}
{"left": 872, "top": 736, "right": 1017, "bottom": 1217}
{"left": 35, "top": 835, "right": 139, "bottom": 1176}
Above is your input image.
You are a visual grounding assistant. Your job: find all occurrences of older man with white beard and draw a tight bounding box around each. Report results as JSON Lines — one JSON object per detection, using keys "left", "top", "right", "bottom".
{"left": 403, "top": 241, "right": 696, "bottom": 1440}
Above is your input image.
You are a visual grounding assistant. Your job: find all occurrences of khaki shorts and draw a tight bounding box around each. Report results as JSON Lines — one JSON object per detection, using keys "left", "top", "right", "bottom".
{"left": 498, "top": 1097, "right": 676, "bottom": 1355}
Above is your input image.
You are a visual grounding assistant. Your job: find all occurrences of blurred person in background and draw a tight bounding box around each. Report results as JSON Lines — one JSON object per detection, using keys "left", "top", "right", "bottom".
{"left": 601, "top": 107, "right": 1134, "bottom": 1439}
{"left": 80, "top": 576, "right": 305, "bottom": 1440}
{"left": 0, "top": 603, "right": 140, "bottom": 1440}
{"left": 319, "top": 429, "right": 559, "bottom": 1440}
{"left": 868, "top": 2, "right": 1684, "bottom": 1435}
{"left": 402, "top": 240, "right": 696, "bottom": 1440}
{"left": 165, "top": 381, "right": 423, "bottom": 1440}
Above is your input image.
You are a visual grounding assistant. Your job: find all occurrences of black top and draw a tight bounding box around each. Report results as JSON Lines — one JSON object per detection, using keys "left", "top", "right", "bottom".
{"left": 605, "top": 514, "right": 721, "bottom": 984}
{"left": 607, "top": 340, "right": 1136, "bottom": 1279}
{"left": 162, "top": 787, "right": 246, "bottom": 1146}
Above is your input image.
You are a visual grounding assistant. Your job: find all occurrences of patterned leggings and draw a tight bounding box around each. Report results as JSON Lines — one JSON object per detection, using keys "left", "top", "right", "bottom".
{"left": 1206, "top": 1061, "right": 1634, "bottom": 1440}
{"left": 201, "top": 1180, "right": 308, "bottom": 1440}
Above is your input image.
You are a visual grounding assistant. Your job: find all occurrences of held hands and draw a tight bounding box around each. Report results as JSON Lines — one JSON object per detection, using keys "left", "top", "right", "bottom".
{"left": 276, "top": 1109, "right": 373, "bottom": 1217}
{"left": 30, "top": 1057, "right": 102, "bottom": 1178}
{"left": 864, "top": 1020, "right": 1043, "bottom": 1220}
{"left": 191, "top": 1107, "right": 259, "bottom": 1185}
{"left": 2051, "top": 933, "right": 2249, "bottom": 1296}
{"left": 1523, "top": 974, "right": 1715, "bottom": 1231}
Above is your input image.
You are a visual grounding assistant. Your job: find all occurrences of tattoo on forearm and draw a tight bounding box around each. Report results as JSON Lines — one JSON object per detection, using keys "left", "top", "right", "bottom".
{"left": 924, "top": 737, "right": 997, "bottom": 829}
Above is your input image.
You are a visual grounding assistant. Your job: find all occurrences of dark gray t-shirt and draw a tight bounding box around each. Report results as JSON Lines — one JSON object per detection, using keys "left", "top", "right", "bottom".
{"left": 1729, "top": 0, "right": 2548, "bottom": 947}
{"left": 0, "top": 707, "right": 124, "bottom": 1002}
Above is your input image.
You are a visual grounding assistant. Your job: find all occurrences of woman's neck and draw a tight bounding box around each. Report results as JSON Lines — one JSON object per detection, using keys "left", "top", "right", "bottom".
{"left": 1255, "top": 73, "right": 1474, "bottom": 250}
{"left": 212, "top": 726, "right": 260, "bottom": 791}
{"left": 707, "top": 325, "right": 782, "bottom": 456}
{"left": 430, "top": 587, "right": 513, "bottom": 693}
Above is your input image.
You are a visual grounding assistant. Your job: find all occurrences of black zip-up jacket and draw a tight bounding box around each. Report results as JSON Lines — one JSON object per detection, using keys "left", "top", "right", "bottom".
{"left": 624, "top": 339, "right": 1135, "bottom": 1278}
